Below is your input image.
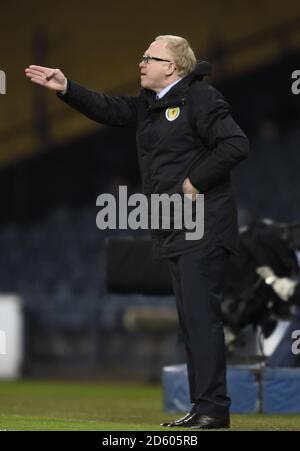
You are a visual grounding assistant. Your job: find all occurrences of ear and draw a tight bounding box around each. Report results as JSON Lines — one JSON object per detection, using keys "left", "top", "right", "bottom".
{"left": 165, "top": 62, "right": 176, "bottom": 77}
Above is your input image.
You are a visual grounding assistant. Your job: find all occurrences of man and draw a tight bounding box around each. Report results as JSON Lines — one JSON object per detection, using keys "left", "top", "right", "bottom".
{"left": 25, "top": 35, "right": 249, "bottom": 429}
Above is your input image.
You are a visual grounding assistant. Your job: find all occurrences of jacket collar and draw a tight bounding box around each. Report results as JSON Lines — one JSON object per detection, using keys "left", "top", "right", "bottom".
{"left": 141, "top": 61, "right": 212, "bottom": 110}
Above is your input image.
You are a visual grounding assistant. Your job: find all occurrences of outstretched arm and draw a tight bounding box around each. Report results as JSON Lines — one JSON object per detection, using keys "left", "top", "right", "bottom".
{"left": 25, "top": 65, "right": 139, "bottom": 127}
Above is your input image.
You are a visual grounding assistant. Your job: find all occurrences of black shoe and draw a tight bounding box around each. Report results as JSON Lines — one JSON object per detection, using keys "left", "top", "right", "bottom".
{"left": 160, "top": 406, "right": 197, "bottom": 427}
{"left": 183, "top": 413, "right": 230, "bottom": 430}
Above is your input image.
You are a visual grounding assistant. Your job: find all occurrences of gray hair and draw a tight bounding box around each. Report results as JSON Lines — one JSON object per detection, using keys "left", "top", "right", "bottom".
{"left": 155, "top": 35, "right": 197, "bottom": 77}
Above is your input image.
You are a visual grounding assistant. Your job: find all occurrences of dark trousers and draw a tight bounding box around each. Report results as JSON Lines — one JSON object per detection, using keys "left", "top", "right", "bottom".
{"left": 167, "top": 245, "right": 231, "bottom": 419}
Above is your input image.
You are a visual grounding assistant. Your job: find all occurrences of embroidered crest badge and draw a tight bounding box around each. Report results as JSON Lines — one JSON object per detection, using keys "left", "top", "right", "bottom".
{"left": 165, "top": 107, "right": 180, "bottom": 121}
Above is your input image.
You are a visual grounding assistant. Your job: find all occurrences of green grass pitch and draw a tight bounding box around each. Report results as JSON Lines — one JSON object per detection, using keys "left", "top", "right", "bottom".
{"left": 0, "top": 381, "right": 300, "bottom": 431}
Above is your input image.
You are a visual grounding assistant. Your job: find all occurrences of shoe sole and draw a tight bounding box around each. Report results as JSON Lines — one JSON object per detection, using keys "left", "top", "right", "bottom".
{"left": 187, "top": 424, "right": 230, "bottom": 430}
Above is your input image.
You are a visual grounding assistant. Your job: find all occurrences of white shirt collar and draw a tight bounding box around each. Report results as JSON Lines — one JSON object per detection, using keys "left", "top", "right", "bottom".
{"left": 156, "top": 78, "right": 182, "bottom": 99}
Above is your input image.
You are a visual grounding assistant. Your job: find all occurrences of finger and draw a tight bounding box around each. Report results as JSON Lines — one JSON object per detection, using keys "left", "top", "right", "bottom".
{"left": 29, "top": 65, "right": 53, "bottom": 73}
{"left": 26, "top": 73, "right": 45, "bottom": 82}
{"left": 25, "top": 68, "right": 48, "bottom": 78}
{"left": 29, "top": 77, "right": 47, "bottom": 86}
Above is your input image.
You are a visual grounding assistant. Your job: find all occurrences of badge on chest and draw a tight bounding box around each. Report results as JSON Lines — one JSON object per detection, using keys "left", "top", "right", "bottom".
{"left": 165, "top": 106, "right": 180, "bottom": 121}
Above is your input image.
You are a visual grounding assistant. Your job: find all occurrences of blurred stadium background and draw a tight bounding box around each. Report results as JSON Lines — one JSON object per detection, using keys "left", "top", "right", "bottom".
{"left": 1, "top": 0, "right": 300, "bottom": 430}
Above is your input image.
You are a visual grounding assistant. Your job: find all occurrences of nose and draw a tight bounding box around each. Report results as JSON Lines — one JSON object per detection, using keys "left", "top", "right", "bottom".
{"left": 139, "top": 61, "right": 145, "bottom": 69}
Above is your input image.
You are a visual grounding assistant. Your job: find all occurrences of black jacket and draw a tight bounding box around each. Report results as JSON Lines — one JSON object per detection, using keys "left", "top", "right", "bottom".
{"left": 58, "top": 61, "right": 249, "bottom": 259}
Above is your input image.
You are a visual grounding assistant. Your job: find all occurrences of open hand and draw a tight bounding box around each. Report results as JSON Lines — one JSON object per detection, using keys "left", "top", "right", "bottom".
{"left": 25, "top": 65, "right": 67, "bottom": 92}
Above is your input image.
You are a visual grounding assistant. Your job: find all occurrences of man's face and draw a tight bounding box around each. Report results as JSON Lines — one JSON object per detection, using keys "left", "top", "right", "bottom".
{"left": 139, "top": 40, "right": 174, "bottom": 92}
